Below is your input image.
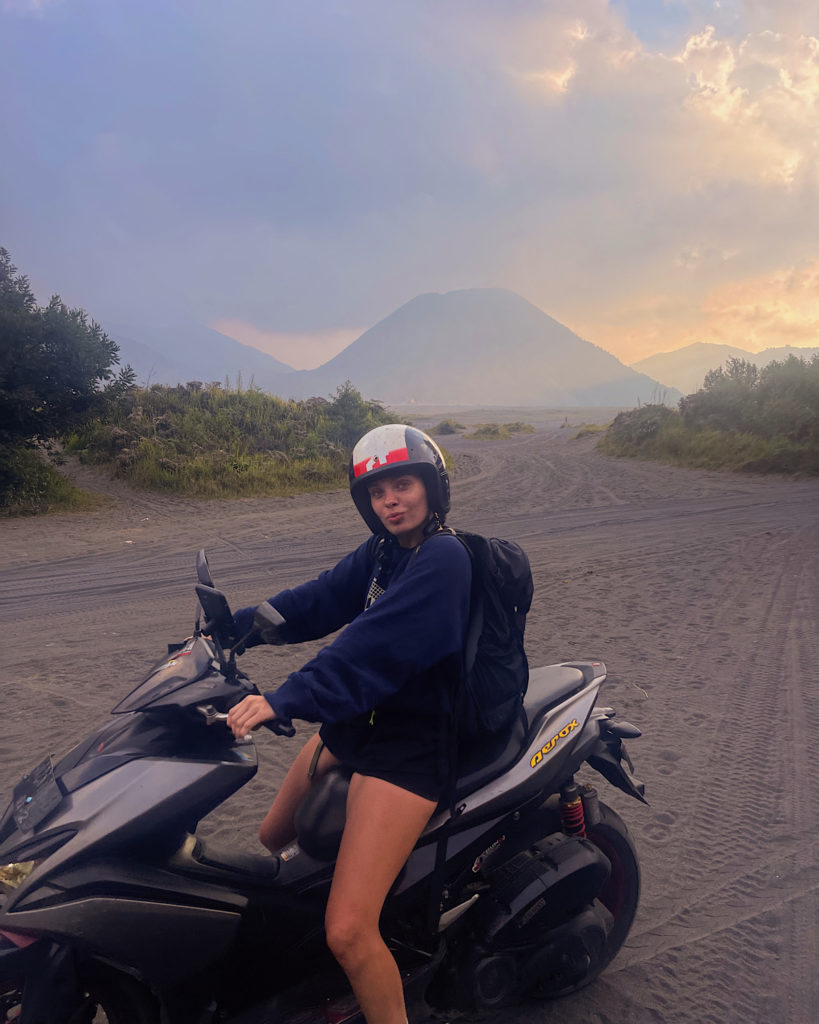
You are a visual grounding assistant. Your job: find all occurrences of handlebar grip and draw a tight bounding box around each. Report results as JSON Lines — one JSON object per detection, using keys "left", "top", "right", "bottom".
{"left": 264, "top": 717, "right": 296, "bottom": 737}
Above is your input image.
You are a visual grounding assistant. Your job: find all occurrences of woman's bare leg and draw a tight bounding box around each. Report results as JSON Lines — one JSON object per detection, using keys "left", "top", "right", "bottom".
{"left": 324, "top": 774, "right": 436, "bottom": 1024}
{"left": 258, "top": 732, "right": 341, "bottom": 852}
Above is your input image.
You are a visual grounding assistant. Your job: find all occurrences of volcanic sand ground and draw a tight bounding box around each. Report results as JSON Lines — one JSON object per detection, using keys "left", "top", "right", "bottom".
{"left": 1, "top": 415, "right": 817, "bottom": 1024}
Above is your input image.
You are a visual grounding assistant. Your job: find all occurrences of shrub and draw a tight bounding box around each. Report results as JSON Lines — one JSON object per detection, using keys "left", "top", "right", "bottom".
{"left": 432, "top": 419, "right": 466, "bottom": 435}
{"left": 64, "top": 381, "right": 392, "bottom": 498}
{"left": 598, "top": 405, "right": 676, "bottom": 455}
{"left": 464, "top": 422, "right": 535, "bottom": 440}
{"left": 0, "top": 446, "right": 103, "bottom": 517}
{"left": 598, "top": 355, "right": 819, "bottom": 475}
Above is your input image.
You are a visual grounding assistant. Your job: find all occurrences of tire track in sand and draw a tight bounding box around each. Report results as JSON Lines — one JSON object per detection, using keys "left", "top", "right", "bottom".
{"left": 616, "top": 522, "right": 819, "bottom": 1024}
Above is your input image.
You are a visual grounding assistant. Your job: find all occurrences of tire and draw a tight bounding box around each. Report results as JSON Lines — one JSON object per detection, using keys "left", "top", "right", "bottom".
{"left": 530, "top": 801, "right": 640, "bottom": 999}
{"left": 2, "top": 965, "right": 159, "bottom": 1024}
{"left": 72, "top": 964, "right": 161, "bottom": 1024}
{"left": 585, "top": 802, "right": 641, "bottom": 965}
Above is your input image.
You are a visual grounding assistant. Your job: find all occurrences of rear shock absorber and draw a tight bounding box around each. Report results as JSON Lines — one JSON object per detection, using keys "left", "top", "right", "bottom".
{"left": 559, "top": 781, "right": 586, "bottom": 837}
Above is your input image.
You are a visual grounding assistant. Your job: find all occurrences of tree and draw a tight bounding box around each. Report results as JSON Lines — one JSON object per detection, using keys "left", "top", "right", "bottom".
{"left": 0, "top": 247, "right": 135, "bottom": 451}
{"left": 326, "top": 380, "right": 390, "bottom": 448}
{"left": 679, "top": 357, "right": 761, "bottom": 434}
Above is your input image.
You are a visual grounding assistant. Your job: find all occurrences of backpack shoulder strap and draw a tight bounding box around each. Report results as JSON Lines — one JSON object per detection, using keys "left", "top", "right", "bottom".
{"left": 412, "top": 527, "right": 482, "bottom": 670}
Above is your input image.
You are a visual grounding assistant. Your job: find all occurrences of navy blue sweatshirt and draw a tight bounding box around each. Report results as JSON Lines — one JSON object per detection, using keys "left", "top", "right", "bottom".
{"left": 235, "top": 532, "right": 472, "bottom": 725}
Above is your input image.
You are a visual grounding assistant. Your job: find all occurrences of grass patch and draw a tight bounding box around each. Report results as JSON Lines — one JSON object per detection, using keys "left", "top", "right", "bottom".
{"left": 572, "top": 422, "right": 610, "bottom": 439}
{"left": 0, "top": 447, "right": 106, "bottom": 517}
{"left": 431, "top": 419, "right": 466, "bottom": 435}
{"left": 464, "top": 422, "right": 536, "bottom": 440}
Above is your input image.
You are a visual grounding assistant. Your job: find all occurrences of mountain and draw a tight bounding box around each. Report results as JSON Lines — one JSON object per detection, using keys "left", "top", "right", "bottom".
{"left": 105, "top": 290, "right": 677, "bottom": 407}
{"left": 632, "top": 342, "right": 819, "bottom": 395}
{"left": 106, "top": 321, "right": 295, "bottom": 388}
{"left": 256, "top": 289, "right": 678, "bottom": 406}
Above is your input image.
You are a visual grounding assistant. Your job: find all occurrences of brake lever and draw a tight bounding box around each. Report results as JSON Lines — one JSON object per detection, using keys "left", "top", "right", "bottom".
{"left": 198, "top": 703, "right": 295, "bottom": 738}
{"left": 196, "top": 704, "right": 230, "bottom": 726}
{"left": 264, "top": 717, "right": 296, "bottom": 738}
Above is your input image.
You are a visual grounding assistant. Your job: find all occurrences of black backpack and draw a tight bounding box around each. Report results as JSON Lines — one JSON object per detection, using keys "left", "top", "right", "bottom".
{"left": 430, "top": 527, "right": 534, "bottom": 735}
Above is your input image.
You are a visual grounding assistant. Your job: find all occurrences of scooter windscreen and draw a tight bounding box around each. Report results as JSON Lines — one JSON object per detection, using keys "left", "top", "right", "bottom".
{"left": 112, "top": 635, "right": 228, "bottom": 714}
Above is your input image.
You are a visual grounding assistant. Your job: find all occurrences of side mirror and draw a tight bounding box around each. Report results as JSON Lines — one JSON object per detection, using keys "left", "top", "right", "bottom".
{"left": 253, "top": 602, "right": 287, "bottom": 645}
{"left": 195, "top": 584, "right": 237, "bottom": 646}
{"left": 196, "top": 549, "right": 215, "bottom": 588}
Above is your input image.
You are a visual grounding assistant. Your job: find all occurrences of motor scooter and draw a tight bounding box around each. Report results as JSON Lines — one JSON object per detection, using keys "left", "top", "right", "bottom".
{"left": 0, "top": 550, "right": 645, "bottom": 1023}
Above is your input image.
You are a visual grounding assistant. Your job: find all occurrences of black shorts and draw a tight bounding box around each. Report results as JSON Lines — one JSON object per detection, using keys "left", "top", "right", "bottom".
{"left": 319, "top": 711, "right": 447, "bottom": 802}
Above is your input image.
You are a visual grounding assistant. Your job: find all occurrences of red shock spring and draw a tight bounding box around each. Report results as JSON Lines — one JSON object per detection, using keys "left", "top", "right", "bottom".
{"left": 560, "top": 783, "right": 586, "bottom": 837}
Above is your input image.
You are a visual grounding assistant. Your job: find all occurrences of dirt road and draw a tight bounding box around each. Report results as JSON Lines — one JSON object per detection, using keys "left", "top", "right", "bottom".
{"left": 1, "top": 421, "right": 816, "bottom": 1023}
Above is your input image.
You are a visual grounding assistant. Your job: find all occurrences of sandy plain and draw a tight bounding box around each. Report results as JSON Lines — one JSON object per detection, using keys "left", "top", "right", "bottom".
{"left": 0, "top": 415, "right": 817, "bottom": 1023}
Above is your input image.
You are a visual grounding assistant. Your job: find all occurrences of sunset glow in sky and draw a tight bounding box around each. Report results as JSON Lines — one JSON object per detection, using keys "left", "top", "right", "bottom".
{"left": 2, "top": 1, "right": 818, "bottom": 368}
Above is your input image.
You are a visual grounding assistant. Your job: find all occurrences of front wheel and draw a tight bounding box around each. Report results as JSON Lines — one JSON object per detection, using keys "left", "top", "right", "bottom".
{"left": 530, "top": 801, "right": 640, "bottom": 999}
{"left": 0, "top": 961, "right": 161, "bottom": 1024}
{"left": 80, "top": 964, "right": 161, "bottom": 1024}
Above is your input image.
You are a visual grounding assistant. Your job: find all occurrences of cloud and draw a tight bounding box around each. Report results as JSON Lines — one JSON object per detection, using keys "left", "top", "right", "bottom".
{"left": 700, "top": 259, "right": 819, "bottom": 346}
{"left": 578, "top": 258, "right": 819, "bottom": 361}
{"left": 675, "top": 25, "right": 819, "bottom": 186}
{"left": 1, "top": 1, "right": 817, "bottom": 370}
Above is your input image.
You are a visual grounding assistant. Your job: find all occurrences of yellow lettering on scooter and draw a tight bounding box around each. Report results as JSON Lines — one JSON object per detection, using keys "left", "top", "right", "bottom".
{"left": 530, "top": 719, "right": 580, "bottom": 768}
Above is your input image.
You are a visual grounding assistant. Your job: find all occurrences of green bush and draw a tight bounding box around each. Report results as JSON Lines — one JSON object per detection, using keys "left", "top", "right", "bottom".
{"left": 0, "top": 446, "right": 103, "bottom": 517}
{"left": 597, "top": 405, "right": 676, "bottom": 455}
{"left": 64, "top": 380, "right": 392, "bottom": 498}
{"left": 431, "top": 419, "right": 466, "bottom": 435}
{"left": 598, "top": 354, "right": 819, "bottom": 475}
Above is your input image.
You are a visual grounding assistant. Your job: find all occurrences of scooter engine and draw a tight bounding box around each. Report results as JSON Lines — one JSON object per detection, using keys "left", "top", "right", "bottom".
{"left": 433, "top": 833, "right": 612, "bottom": 1010}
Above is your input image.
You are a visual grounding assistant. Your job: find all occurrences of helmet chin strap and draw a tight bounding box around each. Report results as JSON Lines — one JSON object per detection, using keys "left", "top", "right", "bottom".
{"left": 422, "top": 512, "right": 444, "bottom": 537}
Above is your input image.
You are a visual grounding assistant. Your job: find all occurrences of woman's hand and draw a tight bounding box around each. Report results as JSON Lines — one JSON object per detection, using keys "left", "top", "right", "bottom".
{"left": 227, "top": 694, "right": 276, "bottom": 739}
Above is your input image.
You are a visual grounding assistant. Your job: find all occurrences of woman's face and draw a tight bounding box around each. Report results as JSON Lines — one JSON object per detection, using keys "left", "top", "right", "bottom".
{"left": 368, "top": 472, "right": 430, "bottom": 548}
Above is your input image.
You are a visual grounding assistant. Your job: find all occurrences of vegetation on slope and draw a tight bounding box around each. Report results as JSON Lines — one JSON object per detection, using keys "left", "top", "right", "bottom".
{"left": 598, "top": 355, "right": 819, "bottom": 475}
{"left": 0, "top": 245, "right": 391, "bottom": 515}
{"left": 64, "top": 380, "right": 390, "bottom": 498}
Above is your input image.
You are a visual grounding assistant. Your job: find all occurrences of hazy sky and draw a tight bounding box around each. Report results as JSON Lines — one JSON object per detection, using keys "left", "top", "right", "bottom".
{"left": 2, "top": 1, "right": 818, "bottom": 369}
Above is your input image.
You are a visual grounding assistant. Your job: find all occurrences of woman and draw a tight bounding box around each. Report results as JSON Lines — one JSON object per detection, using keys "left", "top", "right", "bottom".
{"left": 226, "top": 423, "right": 471, "bottom": 1024}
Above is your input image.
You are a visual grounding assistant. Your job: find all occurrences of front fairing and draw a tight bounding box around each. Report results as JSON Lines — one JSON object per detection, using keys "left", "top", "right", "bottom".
{"left": 112, "top": 635, "right": 240, "bottom": 714}
{"left": 0, "top": 635, "right": 257, "bottom": 874}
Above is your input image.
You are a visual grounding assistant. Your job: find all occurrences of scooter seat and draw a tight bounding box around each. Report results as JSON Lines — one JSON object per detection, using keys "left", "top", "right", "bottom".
{"left": 297, "top": 665, "right": 589, "bottom": 856}
{"left": 448, "top": 664, "right": 585, "bottom": 804}
{"left": 450, "top": 713, "right": 527, "bottom": 803}
{"left": 524, "top": 664, "right": 585, "bottom": 721}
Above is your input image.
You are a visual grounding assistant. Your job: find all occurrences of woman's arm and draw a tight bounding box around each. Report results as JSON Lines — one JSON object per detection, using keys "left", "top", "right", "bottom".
{"left": 233, "top": 536, "right": 378, "bottom": 644}
{"left": 266, "top": 534, "right": 471, "bottom": 723}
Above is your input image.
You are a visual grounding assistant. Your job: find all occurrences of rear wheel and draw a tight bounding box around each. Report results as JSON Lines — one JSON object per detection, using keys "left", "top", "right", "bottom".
{"left": 530, "top": 801, "right": 640, "bottom": 999}
{"left": 586, "top": 803, "right": 641, "bottom": 962}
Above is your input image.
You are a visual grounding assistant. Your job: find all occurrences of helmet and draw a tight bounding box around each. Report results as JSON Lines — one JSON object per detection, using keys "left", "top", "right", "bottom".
{"left": 349, "top": 424, "right": 451, "bottom": 533}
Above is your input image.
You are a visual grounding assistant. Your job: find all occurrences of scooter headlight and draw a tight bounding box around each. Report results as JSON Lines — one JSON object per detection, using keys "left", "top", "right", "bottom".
{"left": 0, "top": 861, "right": 37, "bottom": 891}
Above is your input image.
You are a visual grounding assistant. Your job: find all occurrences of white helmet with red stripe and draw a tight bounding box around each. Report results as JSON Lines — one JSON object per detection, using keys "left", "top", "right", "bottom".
{"left": 349, "top": 424, "right": 451, "bottom": 533}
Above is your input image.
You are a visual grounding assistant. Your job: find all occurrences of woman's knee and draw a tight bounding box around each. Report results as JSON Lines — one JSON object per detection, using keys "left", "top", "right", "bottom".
{"left": 324, "top": 905, "right": 374, "bottom": 966}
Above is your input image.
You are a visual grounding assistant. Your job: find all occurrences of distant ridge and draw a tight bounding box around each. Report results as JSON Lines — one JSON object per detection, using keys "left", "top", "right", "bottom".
{"left": 632, "top": 342, "right": 819, "bottom": 395}
{"left": 263, "top": 289, "right": 677, "bottom": 406}
{"left": 107, "top": 321, "right": 295, "bottom": 388}
{"left": 110, "top": 290, "right": 677, "bottom": 407}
